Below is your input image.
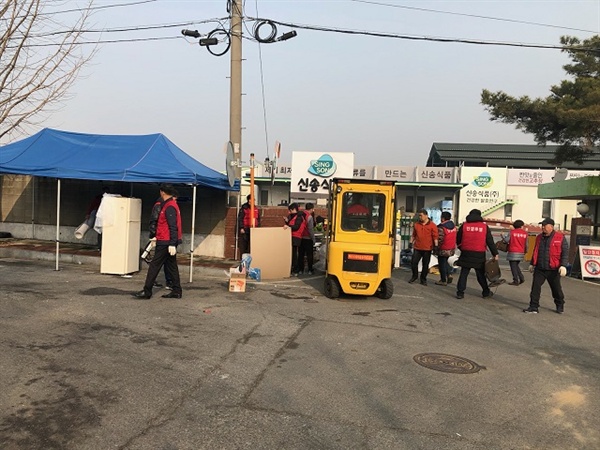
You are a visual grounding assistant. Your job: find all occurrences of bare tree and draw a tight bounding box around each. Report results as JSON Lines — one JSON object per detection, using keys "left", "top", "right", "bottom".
{"left": 0, "top": 0, "right": 95, "bottom": 141}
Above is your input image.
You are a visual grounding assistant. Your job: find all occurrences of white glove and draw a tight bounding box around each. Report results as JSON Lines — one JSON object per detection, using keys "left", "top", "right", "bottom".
{"left": 168, "top": 245, "right": 177, "bottom": 256}
{"left": 558, "top": 266, "right": 567, "bottom": 277}
{"left": 529, "top": 265, "right": 535, "bottom": 273}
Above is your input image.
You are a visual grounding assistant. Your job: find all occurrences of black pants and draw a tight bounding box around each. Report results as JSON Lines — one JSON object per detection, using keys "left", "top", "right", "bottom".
{"left": 509, "top": 260, "right": 525, "bottom": 284}
{"left": 238, "top": 229, "right": 250, "bottom": 258}
{"left": 297, "top": 239, "right": 314, "bottom": 273}
{"left": 291, "top": 244, "right": 301, "bottom": 274}
{"left": 143, "top": 245, "right": 182, "bottom": 296}
{"left": 529, "top": 268, "right": 564, "bottom": 309}
{"left": 411, "top": 249, "right": 432, "bottom": 281}
{"left": 457, "top": 266, "right": 490, "bottom": 296}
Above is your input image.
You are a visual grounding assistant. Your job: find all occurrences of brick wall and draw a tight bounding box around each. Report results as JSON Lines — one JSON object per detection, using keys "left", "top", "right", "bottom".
{"left": 224, "top": 205, "right": 328, "bottom": 259}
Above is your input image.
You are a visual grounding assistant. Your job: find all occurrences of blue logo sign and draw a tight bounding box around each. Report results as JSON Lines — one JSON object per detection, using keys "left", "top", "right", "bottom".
{"left": 471, "top": 172, "right": 493, "bottom": 188}
{"left": 308, "top": 154, "right": 337, "bottom": 178}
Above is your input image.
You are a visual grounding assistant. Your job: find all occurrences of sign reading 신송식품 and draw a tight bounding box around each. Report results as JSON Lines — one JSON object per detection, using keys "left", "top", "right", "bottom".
{"left": 291, "top": 152, "right": 354, "bottom": 195}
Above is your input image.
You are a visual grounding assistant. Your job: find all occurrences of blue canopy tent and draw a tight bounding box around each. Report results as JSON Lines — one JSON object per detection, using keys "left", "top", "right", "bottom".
{"left": 0, "top": 128, "right": 238, "bottom": 276}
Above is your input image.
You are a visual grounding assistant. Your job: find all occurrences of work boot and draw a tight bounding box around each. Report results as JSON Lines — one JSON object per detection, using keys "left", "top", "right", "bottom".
{"left": 133, "top": 290, "right": 151, "bottom": 300}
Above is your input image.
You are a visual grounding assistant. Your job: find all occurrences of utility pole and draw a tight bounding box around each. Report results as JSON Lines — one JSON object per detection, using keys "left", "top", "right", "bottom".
{"left": 230, "top": 0, "right": 243, "bottom": 184}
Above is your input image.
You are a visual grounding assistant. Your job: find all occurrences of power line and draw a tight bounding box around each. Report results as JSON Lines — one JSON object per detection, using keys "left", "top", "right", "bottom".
{"left": 28, "top": 18, "right": 229, "bottom": 39}
{"left": 349, "top": 0, "right": 598, "bottom": 34}
{"left": 42, "top": 0, "right": 158, "bottom": 16}
{"left": 253, "top": 0, "right": 271, "bottom": 160}
{"left": 10, "top": 11, "right": 592, "bottom": 52}
{"left": 246, "top": 17, "right": 590, "bottom": 51}
{"left": 12, "top": 36, "right": 182, "bottom": 48}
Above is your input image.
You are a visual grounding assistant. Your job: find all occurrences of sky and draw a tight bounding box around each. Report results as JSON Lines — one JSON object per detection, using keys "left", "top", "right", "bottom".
{"left": 20, "top": 0, "right": 600, "bottom": 172}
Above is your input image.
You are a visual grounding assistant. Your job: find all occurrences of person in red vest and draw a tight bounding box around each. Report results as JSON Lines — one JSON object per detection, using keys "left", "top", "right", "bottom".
{"left": 147, "top": 195, "right": 179, "bottom": 289}
{"left": 134, "top": 184, "right": 182, "bottom": 300}
{"left": 501, "top": 219, "right": 529, "bottom": 286}
{"left": 455, "top": 209, "right": 498, "bottom": 299}
{"left": 523, "top": 218, "right": 568, "bottom": 314}
{"left": 435, "top": 211, "right": 457, "bottom": 286}
{"left": 297, "top": 202, "right": 316, "bottom": 275}
{"left": 284, "top": 203, "right": 306, "bottom": 276}
{"left": 347, "top": 193, "right": 369, "bottom": 216}
{"left": 237, "top": 194, "right": 260, "bottom": 258}
{"left": 409, "top": 209, "right": 439, "bottom": 286}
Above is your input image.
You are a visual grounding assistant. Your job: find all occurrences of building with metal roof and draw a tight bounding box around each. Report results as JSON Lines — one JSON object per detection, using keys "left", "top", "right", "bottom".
{"left": 427, "top": 143, "right": 600, "bottom": 170}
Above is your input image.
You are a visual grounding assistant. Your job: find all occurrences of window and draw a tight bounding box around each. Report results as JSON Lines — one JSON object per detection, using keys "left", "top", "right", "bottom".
{"left": 542, "top": 201, "right": 551, "bottom": 218}
{"left": 406, "top": 196, "right": 414, "bottom": 213}
{"left": 342, "top": 192, "right": 386, "bottom": 232}
{"left": 416, "top": 196, "right": 425, "bottom": 211}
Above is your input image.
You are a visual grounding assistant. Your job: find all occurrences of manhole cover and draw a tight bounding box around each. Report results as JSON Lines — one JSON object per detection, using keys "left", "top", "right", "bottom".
{"left": 413, "top": 353, "right": 481, "bottom": 374}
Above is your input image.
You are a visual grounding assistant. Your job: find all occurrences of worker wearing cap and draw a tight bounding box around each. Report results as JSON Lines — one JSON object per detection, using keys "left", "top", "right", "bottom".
{"left": 523, "top": 218, "right": 569, "bottom": 314}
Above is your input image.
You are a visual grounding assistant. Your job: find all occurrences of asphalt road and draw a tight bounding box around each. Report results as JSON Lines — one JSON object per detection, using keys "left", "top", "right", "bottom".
{"left": 0, "top": 258, "right": 598, "bottom": 450}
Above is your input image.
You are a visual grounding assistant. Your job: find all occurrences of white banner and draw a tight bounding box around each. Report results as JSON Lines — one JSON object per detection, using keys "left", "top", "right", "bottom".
{"left": 416, "top": 167, "right": 455, "bottom": 183}
{"left": 567, "top": 170, "right": 600, "bottom": 179}
{"left": 291, "top": 152, "right": 354, "bottom": 195}
{"left": 507, "top": 169, "right": 554, "bottom": 186}
{"left": 458, "top": 167, "right": 507, "bottom": 218}
{"left": 374, "top": 166, "right": 415, "bottom": 181}
{"left": 578, "top": 245, "right": 600, "bottom": 278}
{"left": 269, "top": 163, "right": 292, "bottom": 178}
{"left": 353, "top": 165, "right": 375, "bottom": 179}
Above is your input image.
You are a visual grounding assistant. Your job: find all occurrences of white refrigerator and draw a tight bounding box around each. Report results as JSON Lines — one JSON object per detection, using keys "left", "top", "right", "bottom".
{"left": 100, "top": 196, "right": 142, "bottom": 275}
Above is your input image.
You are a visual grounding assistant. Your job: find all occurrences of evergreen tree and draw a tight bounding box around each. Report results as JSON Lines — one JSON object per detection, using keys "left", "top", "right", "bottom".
{"left": 481, "top": 35, "right": 600, "bottom": 165}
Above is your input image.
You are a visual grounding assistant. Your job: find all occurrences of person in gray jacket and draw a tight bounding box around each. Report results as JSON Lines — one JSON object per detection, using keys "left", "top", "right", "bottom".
{"left": 501, "top": 220, "right": 529, "bottom": 286}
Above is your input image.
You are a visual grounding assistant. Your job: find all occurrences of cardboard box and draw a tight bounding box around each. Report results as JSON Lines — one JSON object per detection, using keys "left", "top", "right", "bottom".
{"left": 250, "top": 227, "right": 292, "bottom": 280}
{"left": 229, "top": 268, "right": 247, "bottom": 292}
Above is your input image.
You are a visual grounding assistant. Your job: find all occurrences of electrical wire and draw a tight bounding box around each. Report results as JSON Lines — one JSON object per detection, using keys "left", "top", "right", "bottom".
{"left": 349, "top": 0, "right": 598, "bottom": 35}
{"left": 87, "top": 18, "right": 228, "bottom": 34}
{"left": 21, "top": 0, "right": 158, "bottom": 17}
{"left": 253, "top": 0, "right": 271, "bottom": 160}
{"left": 9, "top": 6, "right": 593, "bottom": 52}
{"left": 9, "top": 36, "right": 183, "bottom": 48}
{"left": 245, "top": 16, "right": 593, "bottom": 52}
{"left": 27, "top": 18, "right": 229, "bottom": 39}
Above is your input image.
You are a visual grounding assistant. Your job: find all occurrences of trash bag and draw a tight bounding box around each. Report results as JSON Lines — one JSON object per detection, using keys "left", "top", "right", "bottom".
{"left": 239, "top": 253, "right": 252, "bottom": 273}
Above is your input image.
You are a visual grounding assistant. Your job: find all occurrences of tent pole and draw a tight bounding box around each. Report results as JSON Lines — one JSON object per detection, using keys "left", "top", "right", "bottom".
{"left": 31, "top": 176, "right": 35, "bottom": 238}
{"left": 55, "top": 179, "right": 61, "bottom": 271}
{"left": 189, "top": 185, "right": 197, "bottom": 283}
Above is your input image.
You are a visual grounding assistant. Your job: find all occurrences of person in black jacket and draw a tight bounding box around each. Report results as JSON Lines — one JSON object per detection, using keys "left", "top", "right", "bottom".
{"left": 523, "top": 217, "right": 569, "bottom": 314}
{"left": 284, "top": 203, "right": 305, "bottom": 276}
{"left": 455, "top": 209, "right": 499, "bottom": 299}
{"left": 134, "top": 184, "right": 182, "bottom": 300}
{"left": 237, "top": 195, "right": 260, "bottom": 257}
{"left": 148, "top": 195, "right": 178, "bottom": 289}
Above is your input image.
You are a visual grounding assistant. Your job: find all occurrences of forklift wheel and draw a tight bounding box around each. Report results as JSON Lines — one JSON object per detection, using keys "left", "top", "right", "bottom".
{"left": 324, "top": 276, "right": 340, "bottom": 299}
{"left": 376, "top": 278, "right": 394, "bottom": 299}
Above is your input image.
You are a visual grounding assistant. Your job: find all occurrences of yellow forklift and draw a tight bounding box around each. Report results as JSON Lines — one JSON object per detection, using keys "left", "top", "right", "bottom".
{"left": 324, "top": 178, "right": 397, "bottom": 299}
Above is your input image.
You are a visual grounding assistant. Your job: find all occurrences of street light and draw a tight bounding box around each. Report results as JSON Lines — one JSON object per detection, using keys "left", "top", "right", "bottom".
{"left": 277, "top": 30, "right": 297, "bottom": 42}
{"left": 181, "top": 29, "right": 200, "bottom": 38}
{"left": 200, "top": 38, "right": 218, "bottom": 46}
